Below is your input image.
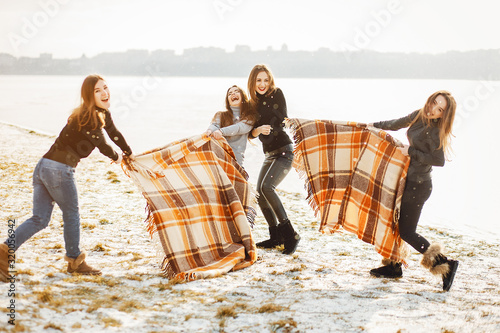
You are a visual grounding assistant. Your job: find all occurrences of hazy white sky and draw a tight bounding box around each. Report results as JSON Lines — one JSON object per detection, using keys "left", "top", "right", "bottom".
{"left": 0, "top": 0, "right": 497, "bottom": 58}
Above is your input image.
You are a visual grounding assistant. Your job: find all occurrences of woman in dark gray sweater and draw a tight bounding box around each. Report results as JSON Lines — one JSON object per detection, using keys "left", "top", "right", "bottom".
{"left": 369, "top": 90, "right": 458, "bottom": 291}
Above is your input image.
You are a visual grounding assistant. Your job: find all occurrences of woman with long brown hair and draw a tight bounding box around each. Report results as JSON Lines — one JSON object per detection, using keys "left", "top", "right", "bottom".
{"left": 247, "top": 64, "right": 300, "bottom": 255}
{"left": 206, "top": 85, "right": 256, "bottom": 165}
{"left": 0, "top": 74, "right": 133, "bottom": 281}
{"left": 368, "top": 90, "right": 459, "bottom": 291}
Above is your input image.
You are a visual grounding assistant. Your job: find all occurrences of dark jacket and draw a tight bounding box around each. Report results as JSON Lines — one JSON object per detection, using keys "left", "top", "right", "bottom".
{"left": 251, "top": 88, "right": 292, "bottom": 153}
{"left": 44, "top": 109, "right": 132, "bottom": 167}
{"left": 374, "top": 110, "right": 444, "bottom": 182}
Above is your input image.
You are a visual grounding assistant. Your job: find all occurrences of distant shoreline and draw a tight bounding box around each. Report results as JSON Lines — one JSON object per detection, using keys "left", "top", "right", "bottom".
{"left": 1, "top": 48, "right": 499, "bottom": 80}
{"left": 0, "top": 120, "right": 56, "bottom": 137}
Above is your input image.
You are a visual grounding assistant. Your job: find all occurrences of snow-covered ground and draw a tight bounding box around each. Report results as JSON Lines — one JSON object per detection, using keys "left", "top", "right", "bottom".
{"left": 1, "top": 123, "right": 499, "bottom": 333}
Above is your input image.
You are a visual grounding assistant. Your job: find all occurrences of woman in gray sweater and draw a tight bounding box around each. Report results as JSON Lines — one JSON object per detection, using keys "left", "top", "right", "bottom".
{"left": 206, "top": 85, "right": 257, "bottom": 166}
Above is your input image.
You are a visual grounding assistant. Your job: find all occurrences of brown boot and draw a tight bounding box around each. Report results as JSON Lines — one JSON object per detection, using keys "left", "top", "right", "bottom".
{"left": 421, "top": 244, "right": 449, "bottom": 276}
{"left": 65, "top": 252, "right": 101, "bottom": 276}
{"left": 0, "top": 243, "right": 12, "bottom": 282}
{"left": 370, "top": 258, "right": 403, "bottom": 278}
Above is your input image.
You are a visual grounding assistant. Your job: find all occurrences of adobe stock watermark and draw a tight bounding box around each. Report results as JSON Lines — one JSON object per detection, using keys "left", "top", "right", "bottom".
{"left": 454, "top": 76, "right": 498, "bottom": 130}
{"left": 339, "top": 0, "right": 403, "bottom": 62}
{"left": 213, "top": 0, "right": 244, "bottom": 21}
{"left": 7, "top": 0, "right": 71, "bottom": 54}
{"left": 113, "top": 67, "right": 163, "bottom": 118}
{"left": 6, "top": 219, "right": 17, "bottom": 326}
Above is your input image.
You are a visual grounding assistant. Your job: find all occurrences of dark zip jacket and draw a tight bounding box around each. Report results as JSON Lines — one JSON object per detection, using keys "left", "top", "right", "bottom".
{"left": 44, "top": 108, "right": 131, "bottom": 167}
{"left": 374, "top": 110, "right": 444, "bottom": 182}
{"left": 251, "top": 88, "right": 292, "bottom": 153}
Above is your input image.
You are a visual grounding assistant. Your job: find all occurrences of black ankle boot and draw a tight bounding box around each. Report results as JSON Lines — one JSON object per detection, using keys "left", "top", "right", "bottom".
{"left": 422, "top": 244, "right": 459, "bottom": 291}
{"left": 256, "top": 226, "right": 284, "bottom": 248}
{"left": 443, "top": 259, "right": 459, "bottom": 291}
{"left": 277, "top": 220, "right": 300, "bottom": 255}
{"left": 433, "top": 254, "right": 459, "bottom": 291}
{"left": 370, "top": 259, "right": 402, "bottom": 278}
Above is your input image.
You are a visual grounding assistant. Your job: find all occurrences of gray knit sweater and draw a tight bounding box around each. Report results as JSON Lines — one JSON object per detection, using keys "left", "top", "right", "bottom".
{"left": 207, "top": 107, "right": 253, "bottom": 165}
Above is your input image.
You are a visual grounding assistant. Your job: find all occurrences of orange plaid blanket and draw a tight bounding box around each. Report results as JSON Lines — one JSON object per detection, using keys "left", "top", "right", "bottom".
{"left": 285, "top": 118, "right": 410, "bottom": 262}
{"left": 122, "top": 134, "right": 257, "bottom": 281}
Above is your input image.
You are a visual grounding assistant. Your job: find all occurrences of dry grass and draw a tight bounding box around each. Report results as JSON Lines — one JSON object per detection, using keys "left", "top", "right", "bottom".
{"left": 43, "top": 323, "right": 63, "bottom": 331}
{"left": 16, "top": 268, "right": 35, "bottom": 276}
{"left": 81, "top": 221, "right": 97, "bottom": 229}
{"left": 216, "top": 305, "right": 238, "bottom": 319}
{"left": 35, "top": 288, "right": 53, "bottom": 303}
{"left": 118, "top": 300, "right": 145, "bottom": 313}
{"left": 99, "top": 218, "right": 112, "bottom": 225}
{"left": 102, "top": 317, "right": 122, "bottom": 327}
{"left": 125, "top": 273, "right": 143, "bottom": 281}
{"left": 258, "top": 303, "right": 285, "bottom": 313}
{"left": 106, "top": 170, "right": 121, "bottom": 183}
{"left": 92, "top": 243, "right": 107, "bottom": 252}
{"left": 287, "top": 264, "right": 307, "bottom": 273}
{"left": 131, "top": 252, "right": 143, "bottom": 261}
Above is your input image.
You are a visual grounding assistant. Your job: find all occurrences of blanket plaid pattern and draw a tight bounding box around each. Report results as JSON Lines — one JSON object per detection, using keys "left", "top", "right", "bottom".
{"left": 285, "top": 118, "right": 410, "bottom": 262}
{"left": 122, "top": 134, "right": 257, "bottom": 281}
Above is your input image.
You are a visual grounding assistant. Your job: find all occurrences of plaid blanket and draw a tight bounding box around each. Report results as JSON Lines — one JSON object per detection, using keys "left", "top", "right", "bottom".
{"left": 122, "top": 134, "right": 257, "bottom": 281}
{"left": 285, "top": 118, "right": 410, "bottom": 262}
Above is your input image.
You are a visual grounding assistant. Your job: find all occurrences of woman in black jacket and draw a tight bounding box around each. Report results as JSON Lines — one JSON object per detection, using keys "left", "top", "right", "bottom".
{"left": 0, "top": 74, "right": 133, "bottom": 281}
{"left": 369, "top": 90, "right": 458, "bottom": 291}
{"left": 247, "top": 64, "right": 300, "bottom": 255}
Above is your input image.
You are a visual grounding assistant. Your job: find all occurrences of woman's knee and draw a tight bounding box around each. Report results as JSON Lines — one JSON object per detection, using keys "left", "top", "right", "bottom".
{"left": 61, "top": 210, "right": 80, "bottom": 225}
{"left": 29, "top": 215, "right": 51, "bottom": 231}
{"left": 399, "top": 227, "right": 422, "bottom": 245}
{"left": 259, "top": 180, "right": 276, "bottom": 195}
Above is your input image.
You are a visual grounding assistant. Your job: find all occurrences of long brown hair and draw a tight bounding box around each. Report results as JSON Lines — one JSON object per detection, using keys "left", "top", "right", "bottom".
{"left": 214, "top": 85, "right": 257, "bottom": 127}
{"left": 69, "top": 74, "right": 106, "bottom": 131}
{"left": 247, "top": 64, "right": 277, "bottom": 110}
{"left": 409, "top": 90, "right": 456, "bottom": 158}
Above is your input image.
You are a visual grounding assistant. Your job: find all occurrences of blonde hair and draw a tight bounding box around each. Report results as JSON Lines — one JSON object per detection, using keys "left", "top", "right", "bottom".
{"left": 410, "top": 90, "right": 456, "bottom": 158}
{"left": 69, "top": 74, "right": 106, "bottom": 131}
{"left": 247, "top": 64, "right": 277, "bottom": 110}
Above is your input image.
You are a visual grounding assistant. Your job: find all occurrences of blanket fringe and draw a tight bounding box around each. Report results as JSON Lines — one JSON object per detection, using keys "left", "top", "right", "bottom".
{"left": 246, "top": 206, "right": 257, "bottom": 228}
{"left": 144, "top": 203, "right": 158, "bottom": 237}
{"left": 160, "top": 256, "right": 176, "bottom": 279}
{"left": 285, "top": 118, "right": 323, "bottom": 222}
{"left": 245, "top": 186, "right": 259, "bottom": 228}
{"left": 121, "top": 155, "right": 137, "bottom": 177}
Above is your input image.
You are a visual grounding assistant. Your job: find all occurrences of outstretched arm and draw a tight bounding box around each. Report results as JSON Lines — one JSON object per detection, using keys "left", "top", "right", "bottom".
{"left": 373, "top": 110, "right": 419, "bottom": 131}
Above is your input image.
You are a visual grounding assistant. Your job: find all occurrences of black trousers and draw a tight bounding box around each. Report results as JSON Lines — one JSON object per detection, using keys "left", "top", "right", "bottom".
{"left": 398, "top": 179, "right": 433, "bottom": 254}
{"left": 256, "top": 148, "right": 294, "bottom": 227}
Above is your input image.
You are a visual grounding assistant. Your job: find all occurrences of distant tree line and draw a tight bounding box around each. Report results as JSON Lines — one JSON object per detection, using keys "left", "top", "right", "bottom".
{"left": 0, "top": 45, "right": 499, "bottom": 80}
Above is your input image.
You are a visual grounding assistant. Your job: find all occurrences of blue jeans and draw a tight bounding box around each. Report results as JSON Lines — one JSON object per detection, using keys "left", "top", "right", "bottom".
{"left": 256, "top": 146, "right": 294, "bottom": 227}
{"left": 8, "top": 158, "right": 81, "bottom": 258}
